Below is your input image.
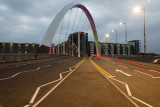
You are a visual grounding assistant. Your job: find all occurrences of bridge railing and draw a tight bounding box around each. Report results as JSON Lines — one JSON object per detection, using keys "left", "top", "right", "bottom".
{"left": 0, "top": 53, "right": 53, "bottom": 64}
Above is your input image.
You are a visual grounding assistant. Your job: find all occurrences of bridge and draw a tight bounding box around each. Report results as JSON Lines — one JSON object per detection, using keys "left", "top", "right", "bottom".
{"left": 0, "top": 3, "right": 160, "bottom": 107}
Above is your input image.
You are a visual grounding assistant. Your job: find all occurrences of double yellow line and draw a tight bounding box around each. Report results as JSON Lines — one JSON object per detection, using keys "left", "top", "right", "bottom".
{"left": 76, "top": 58, "right": 86, "bottom": 66}
{"left": 89, "top": 58, "right": 111, "bottom": 76}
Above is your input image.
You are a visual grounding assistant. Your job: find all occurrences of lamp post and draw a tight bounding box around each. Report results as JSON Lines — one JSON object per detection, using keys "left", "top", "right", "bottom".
{"left": 120, "top": 22, "right": 127, "bottom": 44}
{"left": 105, "top": 34, "right": 109, "bottom": 43}
{"left": 134, "top": 7, "right": 146, "bottom": 54}
{"left": 112, "top": 29, "right": 117, "bottom": 44}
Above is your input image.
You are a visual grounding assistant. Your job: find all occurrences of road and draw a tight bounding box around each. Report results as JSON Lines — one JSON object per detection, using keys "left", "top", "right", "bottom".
{"left": 0, "top": 56, "right": 160, "bottom": 107}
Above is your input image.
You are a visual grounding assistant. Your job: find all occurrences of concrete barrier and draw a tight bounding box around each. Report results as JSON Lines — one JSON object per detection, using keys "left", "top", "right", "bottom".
{"left": 0, "top": 53, "right": 53, "bottom": 64}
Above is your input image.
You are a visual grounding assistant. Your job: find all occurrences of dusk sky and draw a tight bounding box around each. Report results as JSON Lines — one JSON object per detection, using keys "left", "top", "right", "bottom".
{"left": 0, "top": 0, "right": 160, "bottom": 53}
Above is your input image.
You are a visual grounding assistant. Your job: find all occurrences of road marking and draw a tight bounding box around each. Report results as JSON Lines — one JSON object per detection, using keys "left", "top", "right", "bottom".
{"left": 106, "top": 56, "right": 160, "bottom": 71}
{"left": 119, "top": 65, "right": 128, "bottom": 68}
{"left": 95, "top": 69, "right": 139, "bottom": 107}
{"left": 115, "top": 69, "right": 132, "bottom": 76}
{"left": 57, "top": 61, "right": 63, "bottom": 63}
{"left": 111, "top": 62, "right": 116, "bottom": 64}
{"left": 132, "top": 97, "right": 153, "bottom": 107}
{"left": 24, "top": 58, "right": 85, "bottom": 107}
{"left": 149, "top": 69, "right": 160, "bottom": 73}
{"left": 0, "top": 57, "right": 59, "bottom": 70}
{"left": 126, "top": 84, "right": 132, "bottom": 96}
{"left": 107, "top": 77, "right": 153, "bottom": 107}
{"left": 0, "top": 65, "right": 51, "bottom": 81}
{"left": 134, "top": 70, "right": 160, "bottom": 79}
{"left": 90, "top": 58, "right": 111, "bottom": 76}
{"left": 100, "top": 57, "right": 160, "bottom": 76}
{"left": 24, "top": 105, "right": 30, "bottom": 107}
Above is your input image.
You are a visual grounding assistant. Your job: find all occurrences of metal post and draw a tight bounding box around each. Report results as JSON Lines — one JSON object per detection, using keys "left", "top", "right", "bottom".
{"left": 116, "top": 30, "right": 117, "bottom": 44}
{"left": 125, "top": 23, "right": 127, "bottom": 44}
{"left": 144, "top": 7, "right": 146, "bottom": 54}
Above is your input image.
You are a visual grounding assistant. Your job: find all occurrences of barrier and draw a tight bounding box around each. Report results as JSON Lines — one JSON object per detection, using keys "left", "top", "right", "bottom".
{"left": 0, "top": 53, "right": 53, "bottom": 64}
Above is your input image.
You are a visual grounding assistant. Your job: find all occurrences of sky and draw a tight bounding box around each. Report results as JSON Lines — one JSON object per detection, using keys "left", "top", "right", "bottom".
{"left": 0, "top": 0, "right": 160, "bottom": 54}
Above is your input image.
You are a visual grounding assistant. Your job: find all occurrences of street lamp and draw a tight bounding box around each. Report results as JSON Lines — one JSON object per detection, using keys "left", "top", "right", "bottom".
{"left": 112, "top": 29, "right": 117, "bottom": 44}
{"left": 120, "top": 22, "right": 127, "bottom": 44}
{"left": 134, "top": 7, "right": 146, "bottom": 54}
{"left": 105, "top": 34, "right": 109, "bottom": 43}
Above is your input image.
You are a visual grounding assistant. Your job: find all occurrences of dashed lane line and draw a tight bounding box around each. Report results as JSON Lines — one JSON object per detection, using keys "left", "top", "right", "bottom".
{"left": 0, "top": 57, "right": 60, "bottom": 70}
{"left": 57, "top": 61, "right": 63, "bottom": 63}
{"left": 90, "top": 57, "right": 153, "bottom": 107}
{"left": 134, "top": 70, "right": 160, "bottom": 79}
{"left": 149, "top": 69, "right": 160, "bottom": 73}
{"left": 119, "top": 65, "right": 128, "bottom": 68}
{"left": 111, "top": 62, "right": 116, "bottom": 64}
{"left": 0, "top": 65, "right": 51, "bottom": 81}
{"left": 106, "top": 57, "right": 160, "bottom": 71}
{"left": 89, "top": 58, "right": 139, "bottom": 107}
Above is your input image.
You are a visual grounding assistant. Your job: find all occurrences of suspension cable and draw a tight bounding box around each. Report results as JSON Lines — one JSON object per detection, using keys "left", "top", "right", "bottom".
{"left": 82, "top": 16, "right": 87, "bottom": 31}
{"left": 71, "top": 8, "right": 78, "bottom": 33}
{"left": 59, "top": 16, "right": 64, "bottom": 43}
{"left": 65, "top": 9, "right": 72, "bottom": 41}
{"left": 76, "top": 10, "right": 83, "bottom": 32}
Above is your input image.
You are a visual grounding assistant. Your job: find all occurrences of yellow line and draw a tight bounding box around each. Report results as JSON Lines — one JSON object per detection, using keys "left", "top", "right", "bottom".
{"left": 76, "top": 58, "right": 85, "bottom": 66}
{"left": 89, "top": 58, "right": 111, "bottom": 76}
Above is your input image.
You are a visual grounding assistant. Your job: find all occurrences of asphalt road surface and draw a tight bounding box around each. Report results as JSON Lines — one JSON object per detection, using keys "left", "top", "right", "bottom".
{"left": 0, "top": 56, "right": 160, "bottom": 107}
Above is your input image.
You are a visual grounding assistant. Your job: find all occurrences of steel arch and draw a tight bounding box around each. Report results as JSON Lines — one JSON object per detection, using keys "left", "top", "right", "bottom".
{"left": 41, "top": 3, "right": 100, "bottom": 56}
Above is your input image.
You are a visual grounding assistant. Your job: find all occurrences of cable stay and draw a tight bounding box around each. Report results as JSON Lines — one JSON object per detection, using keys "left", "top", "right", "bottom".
{"left": 59, "top": 16, "right": 64, "bottom": 44}
{"left": 76, "top": 10, "right": 83, "bottom": 32}
{"left": 82, "top": 17, "right": 87, "bottom": 31}
{"left": 86, "top": 24, "right": 91, "bottom": 31}
{"left": 71, "top": 8, "right": 78, "bottom": 33}
{"left": 65, "top": 9, "right": 72, "bottom": 41}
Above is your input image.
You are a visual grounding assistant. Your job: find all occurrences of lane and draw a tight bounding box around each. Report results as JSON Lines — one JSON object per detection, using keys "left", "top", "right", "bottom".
{"left": 104, "top": 56, "right": 160, "bottom": 73}
{"left": 92, "top": 57, "right": 160, "bottom": 107}
{"left": 0, "top": 56, "right": 76, "bottom": 78}
{"left": 36, "top": 58, "right": 136, "bottom": 107}
{"left": 101, "top": 56, "right": 160, "bottom": 77}
{"left": 0, "top": 57, "right": 82, "bottom": 107}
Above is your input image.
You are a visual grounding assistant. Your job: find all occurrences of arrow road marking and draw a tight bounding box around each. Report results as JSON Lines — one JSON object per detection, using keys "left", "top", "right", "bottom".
{"left": 115, "top": 69, "right": 132, "bottom": 76}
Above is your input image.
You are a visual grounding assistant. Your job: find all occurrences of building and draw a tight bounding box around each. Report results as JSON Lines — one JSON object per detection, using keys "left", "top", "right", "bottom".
{"left": 0, "top": 42, "right": 40, "bottom": 54}
{"left": 129, "top": 40, "right": 141, "bottom": 55}
{"left": 68, "top": 32, "right": 88, "bottom": 57}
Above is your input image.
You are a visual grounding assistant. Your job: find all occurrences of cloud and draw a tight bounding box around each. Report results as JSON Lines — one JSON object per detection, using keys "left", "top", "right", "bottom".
{"left": 0, "top": 0, "right": 160, "bottom": 53}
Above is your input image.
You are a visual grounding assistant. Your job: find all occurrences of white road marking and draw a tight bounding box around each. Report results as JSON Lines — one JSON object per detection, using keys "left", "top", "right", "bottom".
{"left": 108, "top": 76, "right": 153, "bottom": 107}
{"left": 115, "top": 69, "right": 132, "bottom": 76}
{"left": 149, "top": 69, "right": 160, "bottom": 73}
{"left": 126, "top": 84, "right": 132, "bottom": 96}
{"left": 134, "top": 70, "right": 160, "bottom": 79}
{"left": 57, "top": 61, "right": 63, "bottom": 63}
{"left": 119, "top": 65, "right": 128, "bottom": 68}
{"left": 30, "top": 87, "right": 40, "bottom": 104}
{"left": 24, "top": 105, "right": 30, "bottom": 107}
{"left": 132, "top": 97, "right": 153, "bottom": 107}
{"left": 0, "top": 65, "right": 51, "bottom": 81}
{"left": 25, "top": 59, "right": 85, "bottom": 107}
{"left": 111, "top": 62, "right": 116, "bottom": 64}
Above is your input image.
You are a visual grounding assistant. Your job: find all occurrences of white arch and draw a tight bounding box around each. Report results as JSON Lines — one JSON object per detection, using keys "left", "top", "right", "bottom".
{"left": 41, "top": 3, "right": 100, "bottom": 56}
